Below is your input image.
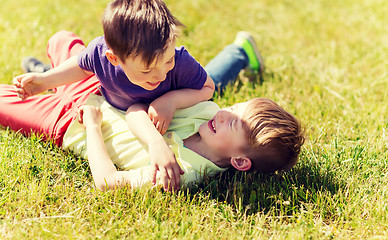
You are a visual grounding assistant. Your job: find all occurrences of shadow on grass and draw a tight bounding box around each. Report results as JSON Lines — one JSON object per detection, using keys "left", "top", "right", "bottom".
{"left": 193, "top": 72, "right": 345, "bottom": 216}
{"left": 187, "top": 155, "right": 346, "bottom": 216}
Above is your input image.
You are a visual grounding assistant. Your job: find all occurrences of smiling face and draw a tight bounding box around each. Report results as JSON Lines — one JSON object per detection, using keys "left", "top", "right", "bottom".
{"left": 197, "top": 102, "right": 250, "bottom": 159}
{"left": 106, "top": 38, "right": 176, "bottom": 91}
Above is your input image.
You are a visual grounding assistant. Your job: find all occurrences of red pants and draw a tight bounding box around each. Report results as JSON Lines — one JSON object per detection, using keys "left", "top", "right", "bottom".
{"left": 0, "top": 31, "right": 100, "bottom": 146}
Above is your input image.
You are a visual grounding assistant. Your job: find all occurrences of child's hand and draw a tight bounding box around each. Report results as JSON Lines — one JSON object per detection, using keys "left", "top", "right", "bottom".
{"left": 149, "top": 142, "right": 184, "bottom": 192}
{"left": 78, "top": 105, "right": 103, "bottom": 127}
{"left": 148, "top": 97, "right": 176, "bottom": 135}
{"left": 13, "top": 73, "right": 48, "bottom": 100}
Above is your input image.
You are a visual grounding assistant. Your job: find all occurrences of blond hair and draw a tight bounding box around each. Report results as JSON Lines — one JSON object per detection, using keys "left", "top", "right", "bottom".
{"left": 242, "top": 98, "right": 304, "bottom": 173}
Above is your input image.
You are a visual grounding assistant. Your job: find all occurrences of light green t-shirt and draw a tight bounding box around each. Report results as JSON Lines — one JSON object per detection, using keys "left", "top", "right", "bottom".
{"left": 62, "top": 94, "right": 228, "bottom": 187}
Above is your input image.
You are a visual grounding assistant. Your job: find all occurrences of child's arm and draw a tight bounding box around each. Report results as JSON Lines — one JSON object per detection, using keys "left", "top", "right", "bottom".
{"left": 125, "top": 103, "right": 184, "bottom": 192}
{"left": 13, "top": 56, "right": 93, "bottom": 100}
{"left": 148, "top": 75, "right": 215, "bottom": 134}
{"left": 80, "top": 105, "right": 154, "bottom": 191}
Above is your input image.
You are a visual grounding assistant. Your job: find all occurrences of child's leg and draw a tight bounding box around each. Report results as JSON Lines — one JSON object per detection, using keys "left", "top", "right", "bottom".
{"left": 0, "top": 85, "right": 66, "bottom": 145}
{"left": 46, "top": 30, "right": 101, "bottom": 99}
{"left": 205, "top": 44, "right": 248, "bottom": 93}
{"left": 45, "top": 30, "right": 101, "bottom": 145}
{"left": 0, "top": 31, "right": 78, "bottom": 144}
{"left": 0, "top": 31, "right": 99, "bottom": 146}
{"left": 47, "top": 30, "right": 86, "bottom": 68}
{"left": 205, "top": 31, "right": 264, "bottom": 94}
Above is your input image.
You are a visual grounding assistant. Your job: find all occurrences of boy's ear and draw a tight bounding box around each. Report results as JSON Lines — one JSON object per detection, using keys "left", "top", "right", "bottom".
{"left": 230, "top": 157, "right": 252, "bottom": 171}
{"left": 105, "top": 50, "right": 120, "bottom": 66}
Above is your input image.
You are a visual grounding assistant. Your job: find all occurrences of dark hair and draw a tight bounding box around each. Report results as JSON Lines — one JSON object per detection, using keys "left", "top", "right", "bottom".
{"left": 242, "top": 98, "right": 305, "bottom": 173}
{"left": 102, "top": 0, "right": 184, "bottom": 66}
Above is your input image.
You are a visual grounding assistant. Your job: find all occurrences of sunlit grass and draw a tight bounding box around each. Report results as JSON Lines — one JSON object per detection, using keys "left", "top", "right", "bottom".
{"left": 1, "top": 0, "right": 387, "bottom": 239}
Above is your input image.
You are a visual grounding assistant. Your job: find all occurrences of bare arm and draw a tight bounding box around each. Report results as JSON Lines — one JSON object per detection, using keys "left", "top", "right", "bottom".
{"left": 125, "top": 103, "right": 183, "bottom": 192}
{"left": 80, "top": 106, "right": 151, "bottom": 191}
{"left": 13, "top": 56, "right": 93, "bottom": 100}
{"left": 148, "top": 75, "right": 215, "bottom": 134}
{"left": 167, "top": 75, "right": 215, "bottom": 109}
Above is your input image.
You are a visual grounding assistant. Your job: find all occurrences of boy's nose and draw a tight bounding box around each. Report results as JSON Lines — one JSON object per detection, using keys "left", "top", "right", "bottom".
{"left": 216, "top": 110, "right": 230, "bottom": 123}
{"left": 153, "top": 69, "right": 167, "bottom": 82}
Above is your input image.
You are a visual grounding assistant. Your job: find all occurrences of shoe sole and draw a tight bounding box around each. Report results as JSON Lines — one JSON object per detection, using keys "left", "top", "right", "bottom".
{"left": 21, "top": 56, "right": 35, "bottom": 73}
{"left": 236, "top": 31, "right": 265, "bottom": 78}
{"left": 21, "top": 56, "right": 51, "bottom": 73}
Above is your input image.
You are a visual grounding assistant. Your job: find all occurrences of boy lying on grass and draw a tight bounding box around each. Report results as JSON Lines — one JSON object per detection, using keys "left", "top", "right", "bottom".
{"left": 75, "top": 94, "right": 304, "bottom": 191}
{"left": 0, "top": 79, "right": 303, "bottom": 191}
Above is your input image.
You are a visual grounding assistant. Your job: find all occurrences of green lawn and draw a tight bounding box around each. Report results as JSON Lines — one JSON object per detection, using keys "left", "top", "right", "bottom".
{"left": 1, "top": 0, "right": 387, "bottom": 239}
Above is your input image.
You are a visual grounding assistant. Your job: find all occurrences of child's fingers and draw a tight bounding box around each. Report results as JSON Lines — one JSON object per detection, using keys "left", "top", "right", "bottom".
{"left": 161, "top": 125, "right": 168, "bottom": 135}
{"left": 152, "top": 116, "right": 158, "bottom": 126}
{"left": 167, "top": 163, "right": 183, "bottom": 191}
{"left": 78, "top": 107, "right": 85, "bottom": 124}
{"left": 159, "top": 168, "right": 177, "bottom": 191}
{"left": 20, "top": 75, "right": 34, "bottom": 87}
{"left": 13, "top": 76, "right": 27, "bottom": 100}
{"left": 14, "top": 88, "right": 26, "bottom": 100}
{"left": 155, "top": 121, "right": 160, "bottom": 132}
{"left": 156, "top": 121, "right": 166, "bottom": 134}
{"left": 12, "top": 74, "right": 28, "bottom": 85}
{"left": 152, "top": 165, "right": 182, "bottom": 192}
{"left": 13, "top": 76, "right": 21, "bottom": 87}
{"left": 150, "top": 165, "right": 158, "bottom": 185}
{"left": 158, "top": 167, "right": 172, "bottom": 192}
{"left": 166, "top": 168, "right": 177, "bottom": 191}
{"left": 160, "top": 121, "right": 168, "bottom": 135}
{"left": 175, "top": 168, "right": 180, "bottom": 189}
{"left": 148, "top": 110, "right": 158, "bottom": 126}
{"left": 78, "top": 106, "right": 103, "bottom": 126}
{"left": 155, "top": 117, "right": 170, "bottom": 135}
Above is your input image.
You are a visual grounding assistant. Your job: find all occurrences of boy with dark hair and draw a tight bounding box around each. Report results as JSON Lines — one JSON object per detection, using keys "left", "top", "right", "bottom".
{"left": 13, "top": 0, "right": 215, "bottom": 190}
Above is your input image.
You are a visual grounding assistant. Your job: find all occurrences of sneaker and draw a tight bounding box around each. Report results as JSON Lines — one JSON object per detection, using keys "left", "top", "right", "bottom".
{"left": 233, "top": 31, "right": 265, "bottom": 78}
{"left": 21, "top": 57, "right": 51, "bottom": 73}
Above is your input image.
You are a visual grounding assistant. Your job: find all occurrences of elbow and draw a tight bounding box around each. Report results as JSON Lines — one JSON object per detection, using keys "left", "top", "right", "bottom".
{"left": 209, "top": 86, "right": 215, "bottom": 99}
{"left": 205, "top": 86, "right": 215, "bottom": 101}
{"left": 125, "top": 103, "right": 148, "bottom": 115}
{"left": 204, "top": 77, "right": 215, "bottom": 99}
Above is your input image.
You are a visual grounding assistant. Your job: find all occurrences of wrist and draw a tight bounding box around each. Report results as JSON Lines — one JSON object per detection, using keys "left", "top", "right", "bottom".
{"left": 40, "top": 72, "right": 56, "bottom": 90}
{"left": 85, "top": 123, "right": 102, "bottom": 130}
{"left": 148, "top": 135, "right": 167, "bottom": 147}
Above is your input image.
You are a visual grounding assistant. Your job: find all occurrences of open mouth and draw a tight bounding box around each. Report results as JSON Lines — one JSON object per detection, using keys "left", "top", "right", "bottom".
{"left": 208, "top": 119, "right": 216, "bottom": 133}
{"left": 146, "top": 81, "right": 161, "bottom": 87}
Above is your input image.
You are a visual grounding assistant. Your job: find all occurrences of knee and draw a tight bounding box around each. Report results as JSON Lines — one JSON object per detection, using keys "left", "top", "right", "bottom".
{"left": 47, "top": 30, "right": 84, "bottom": 53}
{"left": 46, "top": 31, "right": 85, "bottom": 65}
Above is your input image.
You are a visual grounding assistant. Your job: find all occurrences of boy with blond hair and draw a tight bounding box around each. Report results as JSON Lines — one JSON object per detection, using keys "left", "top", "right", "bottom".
{"left": 1, "top": 76, "right": 304, "bottom": 192}
{"left": 76, "top": 96, "right": 304, "bottom": 190}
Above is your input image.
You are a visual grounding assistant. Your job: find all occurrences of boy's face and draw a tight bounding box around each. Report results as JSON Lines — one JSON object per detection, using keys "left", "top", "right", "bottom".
{"left": 114, "top": 39, "right": 176, "bottom": 91}
{"left": 198, "top": 102, "right": 250, "bottom": 158}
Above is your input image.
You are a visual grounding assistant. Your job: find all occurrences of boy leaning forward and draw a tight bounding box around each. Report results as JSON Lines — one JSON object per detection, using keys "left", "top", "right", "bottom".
{"left": 13, "top": 0, "right": 215, "bottom": 191}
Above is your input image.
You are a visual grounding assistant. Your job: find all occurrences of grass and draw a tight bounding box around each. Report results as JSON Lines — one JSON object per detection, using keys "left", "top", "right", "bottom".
{"left": 0, "top": 0, "right": 387, "bottom": 239}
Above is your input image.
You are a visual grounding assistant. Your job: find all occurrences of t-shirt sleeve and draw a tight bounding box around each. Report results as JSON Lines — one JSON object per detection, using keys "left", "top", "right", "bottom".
{"left": 77, "top": 37, "right": 104, "bottom": 73}
{"left": 173, "top": 47, "right": 208, "bottom": 90}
